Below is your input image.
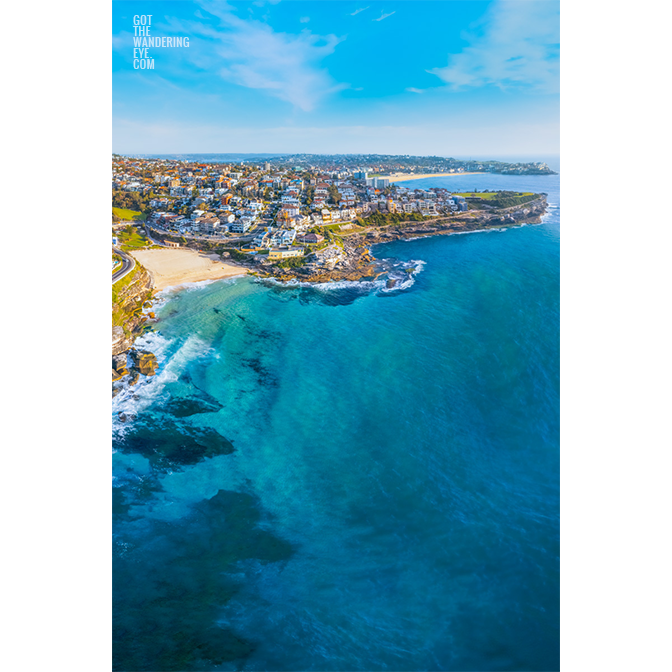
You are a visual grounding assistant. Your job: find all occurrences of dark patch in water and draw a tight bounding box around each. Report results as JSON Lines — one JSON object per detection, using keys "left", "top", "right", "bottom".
{"left": 261, "top": 279, "right": 371, "bottom": 307}
{"left": 112, "top": 485, "right": 130, "bottom": 517}
{"left": 306, "top": 287, "right": 367, "bottom": 307}
{"left": 162, "top": 395, "right": 223, "bottom": 418}
{"left": 256, "top": 328, "right": 279, "bottom": 342}
{"left": 118, "top": 419, "right": 234, "bottom": 468}
{"left": 236, "top": 314, "right": 281, "bottom": 344}
{"left": 241, "top": 356, "right": 278, "bottom": 388}
{"left": 306, "top": 286, "right": 370, "bottom": 307}
{"left": 113, "top": 489, "right": 294, "bottom": 671}
{"left": 113, "top": 473, "right": 165, "bottom": 518}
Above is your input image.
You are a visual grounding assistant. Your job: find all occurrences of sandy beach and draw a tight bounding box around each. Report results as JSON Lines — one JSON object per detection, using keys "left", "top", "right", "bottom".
{"left": 384, "top": 172, "right": 482, "bottom": 183}
{"left": 129, "top": 247, "right": 248, "bottom": 290}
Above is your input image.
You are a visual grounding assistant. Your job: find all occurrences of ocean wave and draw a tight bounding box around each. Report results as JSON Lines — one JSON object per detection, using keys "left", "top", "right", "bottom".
{"left": 156, "top": 277, "right": 227, "bottom": 297}
{"left": 449, "top": 227, "right": 506, "bottom": 236}
{"left": 402, "top": 235, "right": 431, "bottom": 242}
{"left": 112, "top": 332, "right": 214, "bottom": 437}
{"left": 257, "top": 276, "right": 380, "bottom": 292}
{"left": 258, "top": 260, "right": 425, "bottom": 295}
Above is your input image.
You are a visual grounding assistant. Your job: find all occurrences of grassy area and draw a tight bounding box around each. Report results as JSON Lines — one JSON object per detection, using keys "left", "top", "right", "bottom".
{"left": 224, "top": 248, "right": 251, "bottom": 262}
{"left": 112, "top": 264, "right": 143, "bottom": 328}
{"left": 112, "top": 262, "right": 139, "bottom": 302}
{"left": 113, "top": 207, "right": 146, "bottom": 221}
{"left": 335, "top": 224, "right": 367, "bottom": 236}
{"left": 453, "top": 191, "right": 534, "bottom": 199}
{"left": 116, "top": 226, "right": 150, "bottom": 251}
{"left": 277, "top": 255, "right": 306, "bottom": 269}
{"left": 453, "top": 192, "right": 498, "bottom": 200}
{"left": 454, "top": 191, "right": 538, "bottom": 210}
{"left": 360, "top": 211, "right": 429, "bottom": 227}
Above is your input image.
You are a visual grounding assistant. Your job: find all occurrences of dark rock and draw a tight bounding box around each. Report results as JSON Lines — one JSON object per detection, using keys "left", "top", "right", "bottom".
{"left": 113, "top": 354, "right": 127, "bottom": 371}
{"left": 130, "top": 351, "right": 158, "bottom": 376}
{"left": 163, "top": 395, "right": 223, "bottom": 418}
{"left": 117, "top": 420, "right": 235, "bottom": 467}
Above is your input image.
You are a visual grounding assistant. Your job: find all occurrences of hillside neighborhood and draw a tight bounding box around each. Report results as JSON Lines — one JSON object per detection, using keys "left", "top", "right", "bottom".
{"left": 112, "top": 155, "right": 489, "bottom": 268}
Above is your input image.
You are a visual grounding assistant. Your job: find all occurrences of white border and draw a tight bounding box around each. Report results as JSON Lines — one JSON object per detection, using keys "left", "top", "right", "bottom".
{"left": 4, "top": 1, "right": 111, "bottom": 669}
{"left": 5, "top": 1, "right": 671, "bottom": 670}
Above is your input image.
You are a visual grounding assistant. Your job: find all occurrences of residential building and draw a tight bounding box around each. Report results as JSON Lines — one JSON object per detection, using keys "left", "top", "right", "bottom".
{"left": 268, "top": 247, "right": 304, "bottom": 260}
{"left": 229, "top": 220, "right": 251, "bottom": 234}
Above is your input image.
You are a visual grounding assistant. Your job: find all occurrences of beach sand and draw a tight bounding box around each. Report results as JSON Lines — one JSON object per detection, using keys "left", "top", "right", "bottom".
{"left": 384, "top": 172, "right": 482, "bottom": 183}
{"left": 129, "top": 247, "right": 248, "bottom": 291}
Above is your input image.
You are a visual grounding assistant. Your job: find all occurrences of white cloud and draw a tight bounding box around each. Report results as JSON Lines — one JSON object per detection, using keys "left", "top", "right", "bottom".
{"left": 300, "top": 17, "right": 310, "bottom": 23}
{"left": 406, "top": 87, "right": 424, "bottom": 94}
{"left": 428, "top": 0, "right": 559, "bottom": 93}
{"left": 350, "top": 7, "right": 369, "bottom": 16}
{"left": 374, "top": 11, "right": 396, "bottom": 22}
{"left": 166, "top": 1, "right": 346, "bottom": 112}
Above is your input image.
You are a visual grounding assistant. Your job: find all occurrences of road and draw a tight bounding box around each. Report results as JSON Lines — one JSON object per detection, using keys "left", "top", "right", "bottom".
{"left": 112, "top": 246, "right": 135, "bottom": 284}
{"left": 146, "top": 224, "right": 256, "bottom": 246}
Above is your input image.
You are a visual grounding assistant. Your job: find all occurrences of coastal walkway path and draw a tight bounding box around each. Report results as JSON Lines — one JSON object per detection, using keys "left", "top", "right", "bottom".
{"left": 112, "top": 246, "right": 135, "bottom": 284}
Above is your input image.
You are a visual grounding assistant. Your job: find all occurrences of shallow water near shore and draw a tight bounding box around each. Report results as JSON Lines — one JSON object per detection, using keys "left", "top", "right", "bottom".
{"left": 113, "top": 171, "right": 559, "bottom": 671}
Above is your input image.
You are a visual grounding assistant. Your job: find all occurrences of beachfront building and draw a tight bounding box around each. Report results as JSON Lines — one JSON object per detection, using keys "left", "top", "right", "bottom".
{"left": 229, "top": 220, "right": 251, "bottom": 234}
{"left": 298, "top": 232, "right": 324, "bottom": 246}
{"left": 268, "top": 246, "right": 304, "bottom": 260}
{"left": 200, "top": 218, "right": 220, "bottom": 234}
{"left": 253, "top": 229, "right": 271, "bottom": 248}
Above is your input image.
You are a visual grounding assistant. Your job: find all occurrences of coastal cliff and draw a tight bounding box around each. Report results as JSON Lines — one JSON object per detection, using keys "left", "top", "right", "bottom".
{"left": 112, "top": 263, "right": 154, "bottom": 357}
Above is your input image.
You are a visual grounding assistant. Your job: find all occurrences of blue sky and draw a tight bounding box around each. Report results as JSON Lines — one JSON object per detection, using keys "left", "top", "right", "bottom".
{"left": 112, "top": 0, "right": 559, "bottom": 156}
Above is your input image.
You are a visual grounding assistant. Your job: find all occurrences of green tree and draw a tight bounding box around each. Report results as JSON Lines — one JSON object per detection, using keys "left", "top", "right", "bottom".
{"left": 327, "top": 185, "right": 340, "bottom": 204}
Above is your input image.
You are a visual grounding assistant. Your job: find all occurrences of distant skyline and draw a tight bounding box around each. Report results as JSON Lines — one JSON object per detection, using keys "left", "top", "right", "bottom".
{"left": 113, "top": 0, "right": 559, "bottom": 157}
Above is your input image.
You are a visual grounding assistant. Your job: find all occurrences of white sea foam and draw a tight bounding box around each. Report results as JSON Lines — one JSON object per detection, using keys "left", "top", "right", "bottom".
{"left": 450, "top": 227, "right": 504, "bottom": 236}
{"left": 402, "top": 235, "right": 430, "bottom": 242}
{"left": 155, "top": 275, "right": 242, "bottom": 299}
{"left": 313, "top": 279, "right": 383, "bottom": 291}
{"left": 257, "top": 276, "right": 381, "bottom": 292}
{"left": 257, "top": 258, "right": 425, "bottom": 295}
{"left": 112, "top": 332, "right": 214, "bottom": 437}
{"left": 409, "top": 259, "right": 426, "bottom": 272}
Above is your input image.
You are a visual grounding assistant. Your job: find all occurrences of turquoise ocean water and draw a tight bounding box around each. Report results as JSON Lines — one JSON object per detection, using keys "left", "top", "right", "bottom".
{"left": 113, "top": 169, "right": 559, "bottom": 671}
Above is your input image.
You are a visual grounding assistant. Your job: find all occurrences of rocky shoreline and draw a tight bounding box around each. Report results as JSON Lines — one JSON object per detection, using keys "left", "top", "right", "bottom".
{"left": 113, "top": 262, "right": 160, "bottom": 394}
{"left": 257, "top": 194, "right": 548, "bottom": 284}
